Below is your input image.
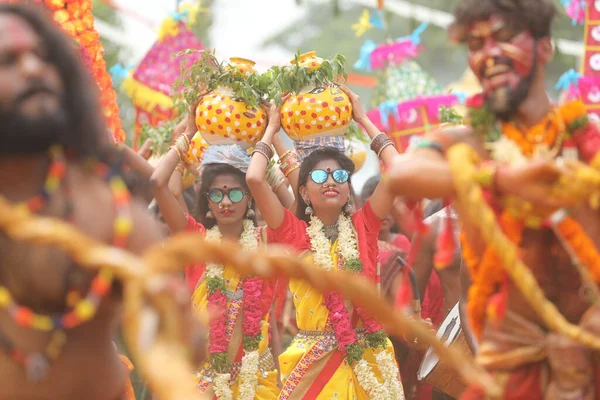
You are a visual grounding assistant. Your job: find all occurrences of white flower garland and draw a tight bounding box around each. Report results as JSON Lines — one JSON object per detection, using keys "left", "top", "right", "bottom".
{"left": 213, "top": 373, "right": 233, "bottom": 400}
{"left": 308, "top": 215, "right": 400, "bottom": 399}
{"left": 306, "top": 214, "right": 359, "bottom": 271}
{"left": 205, "top": 220, "right": 260, "bottom": 399}
{"left": 376, "top": 350, "right": 404, "bottom": 400}
{"left": 352, "top": 359, "right": 392, "bottom": 399}
{"left": 237, "top": 350, "right": 260, "bottom": 400}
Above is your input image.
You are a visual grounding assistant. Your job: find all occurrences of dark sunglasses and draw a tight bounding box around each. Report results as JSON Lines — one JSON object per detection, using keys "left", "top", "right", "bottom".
{"left": 207, "top": 188, "right": 248, "bottom": 203}
{"left": 310, "top": 169, "right": 350, "bottom": 185}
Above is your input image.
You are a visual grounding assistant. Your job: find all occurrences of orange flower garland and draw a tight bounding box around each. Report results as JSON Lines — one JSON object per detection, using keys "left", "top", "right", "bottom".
{"left": 462, "top": 211, "right": 525, "bottom": 338}
{"left": 500, "top": 101, "right": 586, "bottom": 157}
{"left": 10, "top": 0, "right": 125, "bottom": 142}
{"left": 462, "top": 100, "right": 595, "bottom": 339}
{"left": 554, "top": 214, "right": 600, "bottom": 283}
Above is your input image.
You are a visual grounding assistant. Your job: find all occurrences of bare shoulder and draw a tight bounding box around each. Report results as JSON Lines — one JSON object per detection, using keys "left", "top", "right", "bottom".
{"left": 68, "top": 166, "right": 163, "bottom": 253}
{"left": 128, "top": 198, "right": 165, "bottom": 255}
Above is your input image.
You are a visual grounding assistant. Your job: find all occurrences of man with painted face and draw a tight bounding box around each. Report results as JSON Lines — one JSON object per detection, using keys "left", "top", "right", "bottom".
{"left": 0, "top": 4, "right": 169, "bottom": 400}
{"left": 387, "top": 0, "right": 600, "bottom": 398}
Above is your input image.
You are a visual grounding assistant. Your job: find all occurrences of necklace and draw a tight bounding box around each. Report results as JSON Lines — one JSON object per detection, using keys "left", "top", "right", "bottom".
{"left": 0, "top": 158, "right": 133, "bottom": 382}
{"left": 19, "top": 146, "right": 67, "bottom": 213}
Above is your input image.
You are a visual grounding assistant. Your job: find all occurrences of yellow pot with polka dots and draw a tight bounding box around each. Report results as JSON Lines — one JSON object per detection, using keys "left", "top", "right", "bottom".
{"left": 184, "top": 132, "right": 209, "bottom": 165}
{"left": 280, "top": 52, "right": 353, "bottom": 141}
{"left": 194, "top": 58, "right": 267, "bottom": 149}
{"left": 345, "top": 138, "right": 367, "bottom": 171}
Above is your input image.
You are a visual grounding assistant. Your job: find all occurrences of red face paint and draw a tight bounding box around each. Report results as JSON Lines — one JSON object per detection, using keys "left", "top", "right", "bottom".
{"left": 466, "top": 16, "right": 535, "bottom": 97}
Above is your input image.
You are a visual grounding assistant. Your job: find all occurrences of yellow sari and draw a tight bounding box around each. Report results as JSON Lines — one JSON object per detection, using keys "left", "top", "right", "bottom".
{"left": 278, "top": 241, "right": 398, "bottom": 400}
{"left": 192, "top": 264, "right": 280, "bottom": 399}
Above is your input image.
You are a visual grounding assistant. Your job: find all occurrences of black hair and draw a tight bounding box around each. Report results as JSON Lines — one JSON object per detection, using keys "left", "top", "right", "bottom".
{"left": 195, "top": 163, "right": 255, "bottom": 229}
{"left": 450, "top": 0, "right": 556, "bottom": 42}
{"left": 0, "top": 3, "right": 111, "bottom": 160}
{"left": 295, "top": 147, "right": 355, "bottom": 223}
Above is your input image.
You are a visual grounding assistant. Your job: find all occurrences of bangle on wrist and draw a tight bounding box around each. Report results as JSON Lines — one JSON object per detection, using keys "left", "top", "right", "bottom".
{"left": 170, "top": 145, "right": 183, "bottom": 162}
{"left": 283, "top": 164, "right": 299, "bottom": 177}
{"left": 370, "top": 133, "right": 395, "bottom": 158}
{"left": 253, "top": 142, "right": 274, "bottom": 160}
{"left": 413, "top": 139, "right": 444, "bottom": 154}
{"left": 175, "top": 162, "right": 186, "bottom": 175}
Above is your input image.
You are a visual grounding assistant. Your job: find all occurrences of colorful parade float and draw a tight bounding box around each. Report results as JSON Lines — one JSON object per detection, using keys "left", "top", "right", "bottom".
{"left": 354, "top": 23, "right": 461, "bottom": 152}
{"left": 123, "top": 11, "right": 205, "bottom": 149}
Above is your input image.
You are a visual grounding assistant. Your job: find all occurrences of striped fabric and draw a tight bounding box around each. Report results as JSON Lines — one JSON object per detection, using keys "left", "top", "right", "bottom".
{"left": 294, "top": 136, "right": 345, "bottom": 162}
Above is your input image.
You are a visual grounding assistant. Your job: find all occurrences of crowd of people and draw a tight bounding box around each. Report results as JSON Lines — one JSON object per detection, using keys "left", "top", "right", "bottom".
{"left": 2, "top": 0, "right": 600, "bottom": 399}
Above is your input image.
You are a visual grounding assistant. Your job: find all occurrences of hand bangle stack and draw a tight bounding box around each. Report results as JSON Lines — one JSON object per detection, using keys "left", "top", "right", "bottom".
{"left": 170, "top": 135, "right": 190, "bottom": 162}
{"left": 266, "top": 166, "right": 286, "bottom": 192}
{"left": 252, "top": 142, "right": 274, "bottom": 161}
{"left": 175, "top": 162, "right": 186, "bottom": 175}
{"left": 370, "top": 133, "right": 395, "bottom": 158}
{"left": 279, "top": 150, "right": 300, "bottom": 177}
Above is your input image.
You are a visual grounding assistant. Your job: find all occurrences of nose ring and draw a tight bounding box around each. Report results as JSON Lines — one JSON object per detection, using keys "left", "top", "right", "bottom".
{"left": 218, "top": 203, "right": 224, "bottom": 209}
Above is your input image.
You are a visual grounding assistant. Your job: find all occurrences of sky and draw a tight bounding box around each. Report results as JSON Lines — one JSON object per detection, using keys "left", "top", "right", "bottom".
{"left": 110, "top": 0, "right": 380, "bottom": 190}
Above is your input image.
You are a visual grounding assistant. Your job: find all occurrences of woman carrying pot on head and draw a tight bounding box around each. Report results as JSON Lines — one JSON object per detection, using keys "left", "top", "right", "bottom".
{"left": 150, "top": 54, "right": 281, "bottom": 400}
{"left": 247, "top": 51, "right": 404, "bottom": 400}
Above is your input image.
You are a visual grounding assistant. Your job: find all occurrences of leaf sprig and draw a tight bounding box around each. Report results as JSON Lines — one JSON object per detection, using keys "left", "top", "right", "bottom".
{"left": 173, "top": 49, "right": 272, "bottom": 116}
{"left": 138, "top": 120, "right": 177, "bottom": 156}
{"left": 268, "top": 52, "right": 348, "bottom": 105}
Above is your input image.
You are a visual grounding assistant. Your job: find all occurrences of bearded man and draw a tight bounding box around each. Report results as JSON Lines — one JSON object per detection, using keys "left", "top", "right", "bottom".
{"left": 387, "top": 0, "right": 600, "bottom": 398}
{"left": 0, "top": 4, "right": 166, "bottom": 400}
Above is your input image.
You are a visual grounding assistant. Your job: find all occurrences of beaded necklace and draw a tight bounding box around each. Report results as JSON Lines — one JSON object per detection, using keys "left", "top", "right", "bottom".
{"left": 19, "top": 145, "right": 67, "bottom": 213}
{"left": 0, "top": 155, "right": 133, "bottom": 382}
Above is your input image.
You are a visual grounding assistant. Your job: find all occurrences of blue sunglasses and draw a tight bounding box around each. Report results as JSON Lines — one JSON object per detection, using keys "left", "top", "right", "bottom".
{"left": 310, "top": 169, "right": 350, "bottom": 184}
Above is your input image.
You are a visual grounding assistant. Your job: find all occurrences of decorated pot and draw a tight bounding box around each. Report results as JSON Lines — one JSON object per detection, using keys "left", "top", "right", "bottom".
{"left": 184, "top": 131, "right": 209, "bottom": 165}
{"left": 194, "top": 58, "right": 267, "bottom": 148}
{"left": 280, "top": 52, "right": 353, "bottom": 141}
{"left": 345, "top": 138, "right": 367, "bottom": 171}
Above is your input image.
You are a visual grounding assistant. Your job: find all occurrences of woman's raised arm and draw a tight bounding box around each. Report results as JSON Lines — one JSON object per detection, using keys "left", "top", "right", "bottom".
{"left": 246, "top": 102, "right": 287, "bottom": 229}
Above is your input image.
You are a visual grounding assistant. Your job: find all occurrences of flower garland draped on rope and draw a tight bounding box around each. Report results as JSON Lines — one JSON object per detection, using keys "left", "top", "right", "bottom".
{"left": 307, "top": 215, "right": 402, "bottom": 399}
{"left": 461, "top": 96, "right": 600, "bottom": 338}
{"left": 205, "top": 219, "right": 261, "bottom": 400}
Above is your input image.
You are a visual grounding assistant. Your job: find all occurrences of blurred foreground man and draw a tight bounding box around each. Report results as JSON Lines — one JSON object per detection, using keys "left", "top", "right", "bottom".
{"left": 0, "top": 4, "right": 163, "bottom": 399}
{"left": 388, "top": 0, "right": 600, "bottom": 398}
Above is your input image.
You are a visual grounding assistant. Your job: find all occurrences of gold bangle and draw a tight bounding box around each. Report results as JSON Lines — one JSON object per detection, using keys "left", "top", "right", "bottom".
{"left": 170, "top": 145, "right": 183, "bottom": 162}
{"left": 175, "top": 162, "right": 186, "bottom": 175}
{"left": 278, "top": 150, "right": 293, "bottom": 163}
{"left": 283, "top": 165, "right": 299, "bottom": 177}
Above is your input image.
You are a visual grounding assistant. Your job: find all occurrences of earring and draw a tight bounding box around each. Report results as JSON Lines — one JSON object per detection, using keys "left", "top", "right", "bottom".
{"left": 344, "top": 202, "right": 354, "bottom": 214}
{"left": 305, "top": 200, "right": 314, "bottom": 216}
{"left": 246, "top": 207, "right": 256, "bottom": 218}
{"left": 206, "top": 210, "right": 214, "bottom": 219}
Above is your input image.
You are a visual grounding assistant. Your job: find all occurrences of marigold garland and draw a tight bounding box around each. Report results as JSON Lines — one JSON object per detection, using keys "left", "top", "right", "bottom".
{"left": 460, "top": 98, "right": 600, "bottom": 339}
{"left": 554, "top": 215, "right": 600, "bottom": 283}
{"left": 13, "top": 0, "right": 125, "bottom": 142}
